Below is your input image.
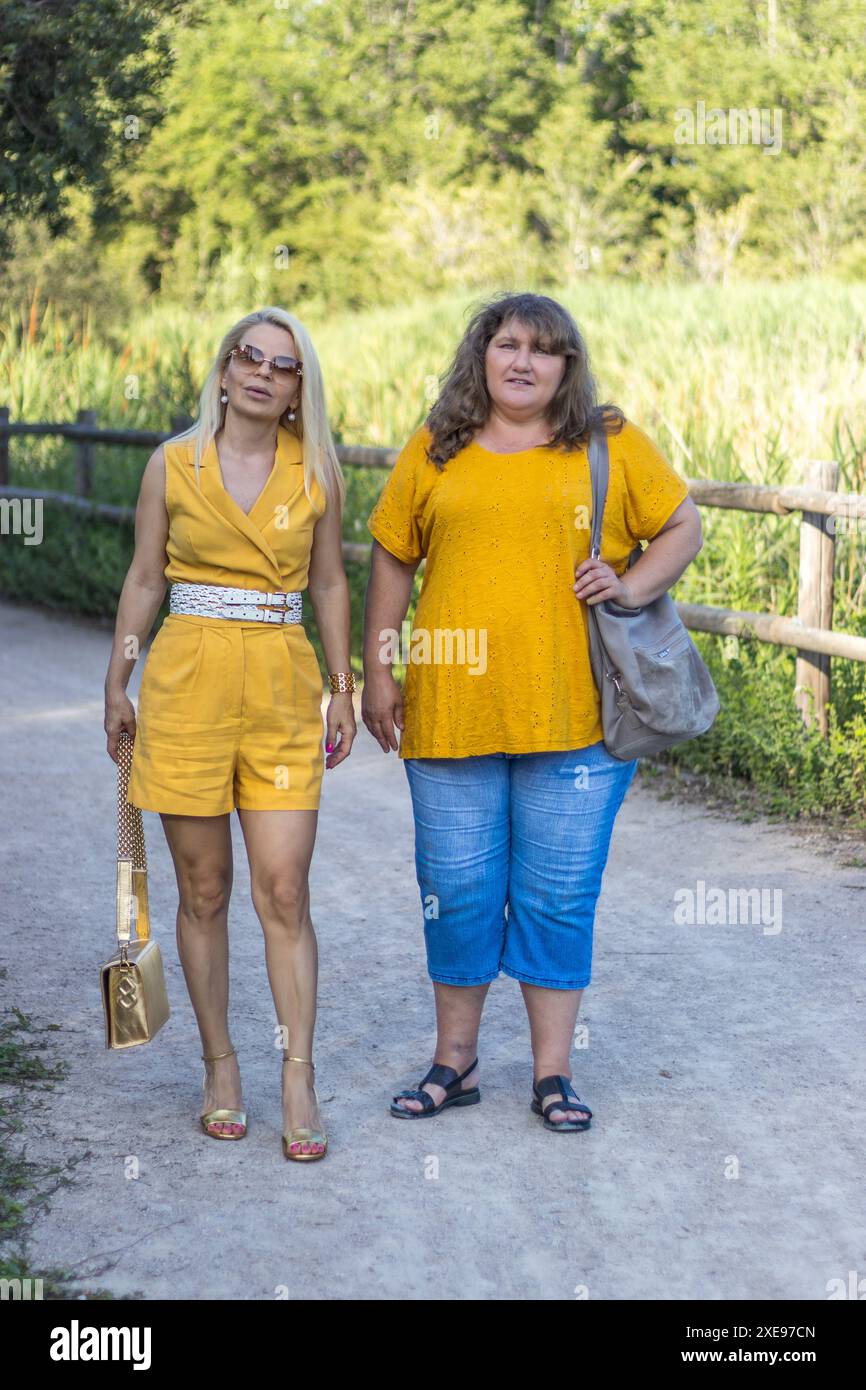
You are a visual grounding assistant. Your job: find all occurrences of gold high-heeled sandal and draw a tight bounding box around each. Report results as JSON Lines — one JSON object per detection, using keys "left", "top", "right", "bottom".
{"left": 281, "top": 1054, "right": 328, "bottom": 1161}
{"left": 200, "top": 1046, "right": 247, "bottom": 1139}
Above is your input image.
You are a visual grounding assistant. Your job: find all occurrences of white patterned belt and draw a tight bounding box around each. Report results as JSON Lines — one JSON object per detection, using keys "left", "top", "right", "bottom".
{"left": 169, "top": 581, "right": 303, "bottom": 624}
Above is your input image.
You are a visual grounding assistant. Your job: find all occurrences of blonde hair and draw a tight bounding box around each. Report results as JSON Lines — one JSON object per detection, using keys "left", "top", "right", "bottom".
{"left": 167, "top": 307, "right": 345, "bottom": 512}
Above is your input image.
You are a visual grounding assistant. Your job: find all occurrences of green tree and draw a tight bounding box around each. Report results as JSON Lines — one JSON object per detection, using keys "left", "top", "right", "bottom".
{"left": 0, "top": 0, "right": 198, "bottom": 261}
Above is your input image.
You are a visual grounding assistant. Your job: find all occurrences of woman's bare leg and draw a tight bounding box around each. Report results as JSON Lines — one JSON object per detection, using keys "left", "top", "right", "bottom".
{"left": 237, "top": 807, "right": 324, "bottom": 1155}
{"left": 520, "top": 983, "right": 589, "bottom": 1122}
{"left": 392, "top": 981, "right": 489, "bottom": 1112}
{"left": 159, "top": 812, "right": 243, "bottom": 1135}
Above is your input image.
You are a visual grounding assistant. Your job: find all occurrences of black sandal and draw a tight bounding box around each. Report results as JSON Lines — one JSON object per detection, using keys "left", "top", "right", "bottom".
{"left": 390, "top": 1058, "right": 481, "bottom": 1118}
{"left": 531, "top": 1074, "right": 592, "bottom": 1131}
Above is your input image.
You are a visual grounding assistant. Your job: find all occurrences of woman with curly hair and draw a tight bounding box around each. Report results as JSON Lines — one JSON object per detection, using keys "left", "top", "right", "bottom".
{"left": 362, "top": 291, "right": 702, "bottom": 1133}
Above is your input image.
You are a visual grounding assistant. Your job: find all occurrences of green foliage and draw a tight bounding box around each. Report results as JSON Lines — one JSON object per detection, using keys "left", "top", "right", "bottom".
{"left": 5, "top": 0, "right": 864, "bottom": 311}
{"left": 0, "top": 504, "right": 156, "bottom": 621}
{"left": 623, "top": 0, "right": 866, "bottom": 280}
{"left": 659, "top": 634, "right": 866, "bottom": 830}
{"left": 0, "top": 0, "right": 194, "bottom": 260}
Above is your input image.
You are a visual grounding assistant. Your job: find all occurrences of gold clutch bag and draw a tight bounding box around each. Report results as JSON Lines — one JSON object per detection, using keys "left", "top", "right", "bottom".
{"left": 100, "top": 730, "right": 169, "bottom": 1048}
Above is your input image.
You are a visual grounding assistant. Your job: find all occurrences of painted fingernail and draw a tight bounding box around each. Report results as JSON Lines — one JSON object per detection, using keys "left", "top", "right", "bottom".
{"left": 326, "top": 742, "right": 333, "bottom": 751}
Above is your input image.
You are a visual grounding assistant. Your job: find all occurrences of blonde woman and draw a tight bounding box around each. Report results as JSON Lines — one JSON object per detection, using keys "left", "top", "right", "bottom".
{"left": 104, "top": 308, "right": 356, "bottom": 1161}
{"left": 363, "top": 292, "right": 702, "bottom": 1132}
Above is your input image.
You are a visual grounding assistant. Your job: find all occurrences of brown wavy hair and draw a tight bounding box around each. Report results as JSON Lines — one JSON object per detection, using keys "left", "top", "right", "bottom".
{"left": 425, "top": 291, "right": 625, "bottom": 470}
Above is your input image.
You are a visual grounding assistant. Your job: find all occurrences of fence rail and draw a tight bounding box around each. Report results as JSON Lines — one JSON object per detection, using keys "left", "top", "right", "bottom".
{"left": 2, "top": 410, "right": 864, "bottom": 736}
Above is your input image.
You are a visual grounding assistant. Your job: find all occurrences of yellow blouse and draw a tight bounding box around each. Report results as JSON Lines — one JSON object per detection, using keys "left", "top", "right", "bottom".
{"left": 366, "top": 419, "right": 690, "bottom": 758}
{"left": 163, "top": 424, "right": 326, "bottom": 593}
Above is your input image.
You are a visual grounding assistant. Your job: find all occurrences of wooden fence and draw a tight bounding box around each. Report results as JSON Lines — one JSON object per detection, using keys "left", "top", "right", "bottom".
{"left": 2, "top": 408, "right": 866, "bottom": 737}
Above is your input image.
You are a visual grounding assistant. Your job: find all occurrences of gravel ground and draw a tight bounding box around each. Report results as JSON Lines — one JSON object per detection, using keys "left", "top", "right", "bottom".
{"left": 2, "top": 597, "right": 865, "bottom": 1300}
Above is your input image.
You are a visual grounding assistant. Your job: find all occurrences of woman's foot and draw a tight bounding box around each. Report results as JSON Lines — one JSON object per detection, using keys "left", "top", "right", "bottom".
{"left": 200, "top": 1049, "right": 245, "bottom": 1137}
{"left": 391, "top": 1058, "right": 481, "bottom": 1113}
{"left": 533, "top": 1073, "right": 590, "bottom": 1124}
{"left": 282, "top": 1057, "right": 326, "bottom": 1156}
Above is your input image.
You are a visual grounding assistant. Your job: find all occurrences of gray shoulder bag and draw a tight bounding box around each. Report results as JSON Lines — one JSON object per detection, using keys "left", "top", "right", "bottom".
{"left": 584, "top": 427, "right": 720, "bottom": 761}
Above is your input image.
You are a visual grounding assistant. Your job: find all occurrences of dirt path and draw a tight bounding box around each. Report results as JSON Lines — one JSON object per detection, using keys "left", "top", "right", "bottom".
{"left": 2, "top": 598, "right": 864, "bottom": 1300}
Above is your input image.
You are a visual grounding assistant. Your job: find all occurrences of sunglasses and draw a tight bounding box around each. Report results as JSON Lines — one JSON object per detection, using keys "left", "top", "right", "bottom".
{"left": 229, "top": 343, "right": 303, "bottom": 379}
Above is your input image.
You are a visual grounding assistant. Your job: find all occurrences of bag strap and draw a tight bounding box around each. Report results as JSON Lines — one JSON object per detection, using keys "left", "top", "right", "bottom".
{"left": 589, "top": 425, "right": 643, "bottom": 573}
{"left": 116, "top": 731, "right": 149, "bottom": 946}
{"left": 588, "top": 427, "right": 610, "bottom": 560}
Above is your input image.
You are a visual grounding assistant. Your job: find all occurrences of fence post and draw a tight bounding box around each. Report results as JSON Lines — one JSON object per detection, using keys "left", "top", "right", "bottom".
{"left": 0, "top": 406, "right": 8, "bottom": 487}
{"left": 795, "top": 459, "right": 839, "bottom": 736}
{"left": 75, "top": 408, "right": 97, "bottom": 496}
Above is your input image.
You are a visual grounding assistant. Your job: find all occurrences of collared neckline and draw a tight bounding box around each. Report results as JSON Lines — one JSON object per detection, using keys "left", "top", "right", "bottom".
{"left": 183, "top": 425, "right": 305, "bottom": 586}
{"left": 206, "top": 426, "right": 301, "bottom": 523}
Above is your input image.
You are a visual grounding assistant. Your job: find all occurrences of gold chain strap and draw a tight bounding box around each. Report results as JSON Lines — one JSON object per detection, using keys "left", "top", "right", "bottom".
{"left": 115, "top": 731, "right": 150, "bottom": 947}
{"left": 116, "top": 731, "right": 147, "bottom": 870}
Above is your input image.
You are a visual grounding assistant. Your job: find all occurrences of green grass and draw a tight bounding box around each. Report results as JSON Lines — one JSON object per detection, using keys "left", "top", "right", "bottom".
{"left": 6, "top": 277, "right": 865, "bottom": 467}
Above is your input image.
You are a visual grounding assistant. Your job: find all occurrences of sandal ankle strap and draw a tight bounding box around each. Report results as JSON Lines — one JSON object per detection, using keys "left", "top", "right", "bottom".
{"left": 419, "top": 1056, "right": 478, "bottom": 1092}
{"left": 283, "top": 1054, "right": 315, "bottom": 1070}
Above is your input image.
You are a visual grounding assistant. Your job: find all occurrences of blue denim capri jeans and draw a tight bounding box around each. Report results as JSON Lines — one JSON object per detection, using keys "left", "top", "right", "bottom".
{"left": 403, "top": 739, "right": 638, "bottom": 990}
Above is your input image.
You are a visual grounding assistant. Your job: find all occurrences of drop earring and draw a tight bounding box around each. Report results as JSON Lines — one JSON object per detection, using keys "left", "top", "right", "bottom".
{"left": 286, "top": 408, "right": 296, "bottom": 422}
{"left": 220, "top": 385, "right": 228, "bottom": 403}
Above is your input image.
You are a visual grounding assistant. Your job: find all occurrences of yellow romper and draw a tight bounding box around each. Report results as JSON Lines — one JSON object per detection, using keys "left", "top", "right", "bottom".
{"left": 127, "top": 425, "right": 327, "bottom": 815}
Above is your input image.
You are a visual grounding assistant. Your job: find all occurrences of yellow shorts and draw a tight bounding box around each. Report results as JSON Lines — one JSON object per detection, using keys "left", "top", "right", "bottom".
{"left": 127, "top": 615, "right": 325, "bottom": 815}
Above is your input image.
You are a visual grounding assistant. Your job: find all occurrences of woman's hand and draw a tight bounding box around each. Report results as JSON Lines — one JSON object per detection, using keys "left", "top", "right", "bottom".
{"left": 105, "top": 688, "right": 137, "bottom": 763}
{"left": 361, "top": 669, "right": 404, "bottom": 753}
{"left": 325, "top": 690, "right": 357, "bottom": 769}
{"left": 572, "top": 557, "right": 639, "bottom": 608}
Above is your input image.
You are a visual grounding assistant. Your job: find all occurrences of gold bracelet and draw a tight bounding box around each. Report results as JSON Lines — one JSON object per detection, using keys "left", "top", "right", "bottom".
{"left": 328, "top": 671, "right": 356, "bottom": 694}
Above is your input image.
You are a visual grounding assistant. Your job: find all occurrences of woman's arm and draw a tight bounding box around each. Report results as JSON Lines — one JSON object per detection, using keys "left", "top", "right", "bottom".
{"left": 307, "top": 491, "right": 356, "bottom": 768}
{"left": 573, "top": 496, "right": 703, "bottom": 608}
{"left": 361, "top": 539, "right": 422, "bottom": 752}
{"left": 103, "top": 446, "right": 170, "bottom": 762}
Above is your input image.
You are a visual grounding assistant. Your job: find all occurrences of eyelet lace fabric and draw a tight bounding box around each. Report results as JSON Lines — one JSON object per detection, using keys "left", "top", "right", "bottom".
{"left": 366, "top": 420, "right": 690, "bottom": 758}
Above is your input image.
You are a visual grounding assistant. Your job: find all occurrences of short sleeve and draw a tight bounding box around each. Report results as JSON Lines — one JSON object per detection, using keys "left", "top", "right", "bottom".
{"left": 366, "top": 429, "right": 428, "bottom": 562}
{"left": 616, "top": 421, "right": 690, "bottom": 543}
